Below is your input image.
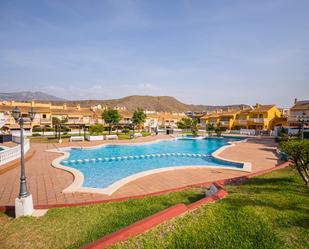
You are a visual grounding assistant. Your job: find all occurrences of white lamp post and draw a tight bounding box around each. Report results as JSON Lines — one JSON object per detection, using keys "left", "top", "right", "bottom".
{"left": 12, "top": 106, "right": 35, "bottom": 218}
{"left": 297, "top": 114, "right": 309, "bottom": 140}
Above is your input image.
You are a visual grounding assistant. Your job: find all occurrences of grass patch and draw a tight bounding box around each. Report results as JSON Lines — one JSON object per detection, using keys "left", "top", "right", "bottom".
{"left": 113, "top": 167, "right": 309, "bottom": 249}
{"left": 0, "top": 188, "right": 204, "bottom": 249}
{"left": 30, "top": 131, "right": 151, "bottom": 143}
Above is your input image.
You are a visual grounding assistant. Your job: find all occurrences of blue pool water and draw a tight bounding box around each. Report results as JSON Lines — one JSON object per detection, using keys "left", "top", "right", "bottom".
{"left": 61, "top": 137, "right": 245, "bottom": 189}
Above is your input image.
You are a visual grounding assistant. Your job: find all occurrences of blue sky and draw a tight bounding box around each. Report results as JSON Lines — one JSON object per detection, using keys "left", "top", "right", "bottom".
{"left": 0, "top": 0, "right": 308, "bottom": 107}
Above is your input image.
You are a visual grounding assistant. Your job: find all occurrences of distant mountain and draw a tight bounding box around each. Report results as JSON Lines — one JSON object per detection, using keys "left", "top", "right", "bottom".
{"left": 0, "top": 92, "right": 248, "bottom": 112}
{"left": 49, "top": 95, "right": 249, "bottom": 112}
{"left": 0, "top": 91, "right": 66, "bottom": 101}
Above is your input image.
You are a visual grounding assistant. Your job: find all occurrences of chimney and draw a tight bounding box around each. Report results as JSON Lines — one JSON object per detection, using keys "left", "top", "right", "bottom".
{"left": 31, "top": 100, "right": 35, "bottom": 107}
{"left": 11, "top": 100, "right": 15, "bottom": 106}
{"left": 76, "top": 104, "right": 81, "bottom": 110}
{"left": 242, "top": 105, "right": 246, "bottom": 110}
{"left": 255, "top": 103, "right": 261, "bottom": 108}
{"left": 294, "top": 98, "right": 298, "bottom": 104}
{"left": 63, "top": 103, "right": 67, "bottom": 110}
{"left": 227, "top": 107, "right": 231, "bottom": 112}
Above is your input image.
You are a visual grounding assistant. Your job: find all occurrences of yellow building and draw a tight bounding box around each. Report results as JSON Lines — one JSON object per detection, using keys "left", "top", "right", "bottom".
{"left": 233, "top": 107, "right": 253, "bottom": 130}
{"left": 218, "top": 109, "right": 240, "bottom": 131}
{"left": 200, "top": 112, "right": 220, "bottom": 127}
{"left": 0, "top": 101, "right": 100, "bottom": 130}
{"left": 248, "top": 104, "right": 282, "bottom": 130}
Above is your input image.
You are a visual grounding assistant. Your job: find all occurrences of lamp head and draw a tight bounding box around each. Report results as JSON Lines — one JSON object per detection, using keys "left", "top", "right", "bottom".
{"left": 28, "top": 107, "right": 36, "bottom": 121}
{"left": 12, "top": 106, "right": 21, "bottom": 121}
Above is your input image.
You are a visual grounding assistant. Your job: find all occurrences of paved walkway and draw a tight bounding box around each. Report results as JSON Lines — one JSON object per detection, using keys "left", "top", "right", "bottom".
{"left": 0, "top": 135, "right": 279, "bottom": 207}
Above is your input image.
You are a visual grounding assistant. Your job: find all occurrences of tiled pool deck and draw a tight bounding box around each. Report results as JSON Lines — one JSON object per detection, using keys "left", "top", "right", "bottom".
{"left": 0, "top": 135, "right": 280, "bottom": 207}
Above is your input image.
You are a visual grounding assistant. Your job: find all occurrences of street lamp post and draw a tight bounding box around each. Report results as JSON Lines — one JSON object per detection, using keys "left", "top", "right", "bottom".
{"left": 298, "top": 115, "right": 309, "bottom": 140}
{"left": 12, "top": 106, "right": 35, "bottom": 217}
{"left": 58, "top": 124, "right": 62, "bottom": 143}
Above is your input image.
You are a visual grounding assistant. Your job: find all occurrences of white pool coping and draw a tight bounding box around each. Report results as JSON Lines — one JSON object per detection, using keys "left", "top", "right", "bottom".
{"left": 48, "top": 137, "right": 252, "bottom": 196}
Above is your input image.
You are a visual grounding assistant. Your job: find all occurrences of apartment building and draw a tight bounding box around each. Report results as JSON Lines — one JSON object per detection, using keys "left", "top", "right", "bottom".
{"left": 287, "top": 99, "right": 309, "bottom": 128}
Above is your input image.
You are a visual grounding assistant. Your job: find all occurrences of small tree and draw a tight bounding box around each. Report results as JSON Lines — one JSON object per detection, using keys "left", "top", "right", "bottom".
{"left": 132, "top": 108, "right": 147, "bottom": 135}
{"left": 177, "top": 117, "right": 192, "bottom": 131}
{"left": 206, "top": 123, "right": 215, "bottom": 136}
{"left": 215, "top": 126, "right": 222, "bottom": 137}
{"left": 89, "top": 124, "right": 104, "bottom": 135}
{"left": 177, "top": 117, "right": 198, "bottom": 136}
{"left": 52, "top": 116, "right": 68, "bottom": 138}
{"left": 280, "top": 139, "right": 309, "bottom": 186}
{"left": 191, "top": 119, "right": 198, "bottom": 137}
{"left": 102, "top": 109, "right": 122, "bottom": 135}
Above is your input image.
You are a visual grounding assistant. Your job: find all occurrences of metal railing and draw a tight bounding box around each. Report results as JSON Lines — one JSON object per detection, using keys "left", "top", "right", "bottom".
{"left": 249, "top": 118, "right": 267, "bottom": 123}
{"left": 234, "top": 120, "right": 248, "bottom": 125}
{"left": 219, "top": 121, "right": 230, "bottom": 126}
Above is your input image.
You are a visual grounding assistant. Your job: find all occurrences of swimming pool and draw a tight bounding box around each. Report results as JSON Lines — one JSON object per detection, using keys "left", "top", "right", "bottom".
{"left": 59, "top": 137, "right": 249, "bottom": 193}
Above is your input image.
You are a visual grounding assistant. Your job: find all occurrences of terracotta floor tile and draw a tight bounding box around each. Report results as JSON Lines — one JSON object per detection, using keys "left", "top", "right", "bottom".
{"left": 0, "top": 136, "right": 279, "bottom": 206}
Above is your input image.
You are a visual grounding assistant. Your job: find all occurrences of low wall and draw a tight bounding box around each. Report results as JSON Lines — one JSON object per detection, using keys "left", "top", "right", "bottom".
{"left": 0, "top": 138, "right": 30, "bottom": 166}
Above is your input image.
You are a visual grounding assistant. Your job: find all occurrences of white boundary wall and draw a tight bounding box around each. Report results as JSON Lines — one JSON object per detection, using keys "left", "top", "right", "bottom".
{"left": 0, "top": 137, "right": 30, "bottom": 166}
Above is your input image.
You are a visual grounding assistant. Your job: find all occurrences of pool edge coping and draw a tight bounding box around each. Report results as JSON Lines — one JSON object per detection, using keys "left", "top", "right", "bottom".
{"left": 48, "top": 137, "right": 252, "bottom": 196}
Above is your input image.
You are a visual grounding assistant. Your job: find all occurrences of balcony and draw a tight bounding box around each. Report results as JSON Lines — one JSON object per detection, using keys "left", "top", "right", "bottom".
{"left": 234, "top": 120, "right": 247, "bottom": 126}
{"left": 249, "top": 118, "right": 267, "bottom": 123}
{"left": 219, "top": 121, "right": 230, "bottom": 126}
{"left": 287, "top": 116, "right": 300, "bottom": 122}
{"left": 67, "top": 119, "right": 84, "bottom": 125}
{"left": 208, "top": 121, "right": 218, "bottom": 125}
{"left": 40, "top": 118, "right": 52, "bottom": 124}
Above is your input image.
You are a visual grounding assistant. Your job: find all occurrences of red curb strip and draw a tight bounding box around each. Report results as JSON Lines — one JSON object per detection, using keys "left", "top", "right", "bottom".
{"left": 82, "top": 186, "right": 228, "bottom": 249}
{"left": 187, "top": 189, "right": 228, "bottom": 211}
{"left": 81, "top": 162, "right": 290, "bottom": 249}
{"left": 81, "top": 204, "right": 188, "bottom": 249}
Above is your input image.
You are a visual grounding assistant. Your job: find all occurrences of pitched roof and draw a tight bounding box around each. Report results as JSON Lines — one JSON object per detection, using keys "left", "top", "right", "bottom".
{"left": 237, "top": 108, "right": 253, "bottom": 115}
{"left": 118, "top": 109, "right": 133, "bottom": 118}
{"left": 291, "top": 100, "right": 309, "bottom": 110}
{"left": 50, "top": 108, "right": 94, "bottom": 116}
{"left": 0, "top": 105, "right": 51, "bottom": 113}
{"left": 220, "top": 109, "right": 240, "bottom": 116}
{"left": 250, "top": 105, "right": 275, "bottom": 113}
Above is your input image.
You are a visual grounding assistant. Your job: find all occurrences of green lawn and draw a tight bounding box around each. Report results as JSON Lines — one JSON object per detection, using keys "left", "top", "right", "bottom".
{"left": 0, "top": 188, "right": 204, "bottom": 249}
{"left": 30, "top": 131, "right": 152, "bottom": 143}
{"left": 113, "top": 167, "right": 309, "bottom": 249}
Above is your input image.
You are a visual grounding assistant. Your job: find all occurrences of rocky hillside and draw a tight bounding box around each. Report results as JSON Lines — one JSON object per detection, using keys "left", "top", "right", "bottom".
{"left": 50, "top": 95, "right": 248, "bottom": 112}
{"left": 0, "top": 92, "right": 248, "bottom": 112}
{"left": 0, "top": 91, "right": 65, "bottom": 101}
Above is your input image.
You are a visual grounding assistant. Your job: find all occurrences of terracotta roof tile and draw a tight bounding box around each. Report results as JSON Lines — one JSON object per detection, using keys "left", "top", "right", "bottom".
{"left": 291, "top": 100, "right": 309, "bottom": 110}
{"left": 250, "top": 105, "right": 275, "bottom": 113}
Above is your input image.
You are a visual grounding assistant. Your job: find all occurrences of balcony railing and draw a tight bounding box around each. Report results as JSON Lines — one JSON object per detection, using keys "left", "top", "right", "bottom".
{"left": 234, "top": 120, "right": 248, "bottom": 125}
{"left": 67, "top": 119, "right": 86, "bottom": 124}
{"left": 287, "top": 116, "right": 301, "bottom": 122}
{"left": 208, "top": 121, "right": 218, "bottom": 125}
{"left": 219, "top": 121, "right": 230, "bottom": 126}
{"left": 249, "top": 118, "right": 267, "bottom": 123}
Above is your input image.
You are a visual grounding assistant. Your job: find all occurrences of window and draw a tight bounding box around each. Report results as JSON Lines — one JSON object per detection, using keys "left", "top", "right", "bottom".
{"left": 42, "top": 114, "right": 46, "bottom": 119}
